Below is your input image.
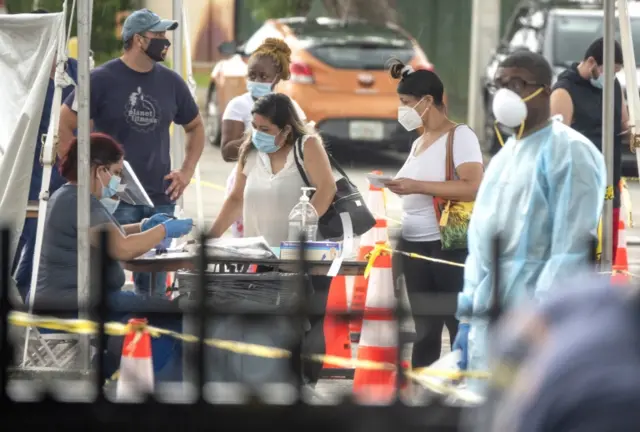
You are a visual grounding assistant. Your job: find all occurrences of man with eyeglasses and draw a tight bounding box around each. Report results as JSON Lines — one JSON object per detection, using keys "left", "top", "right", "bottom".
{"left": 58, "top": 9, "right": 205, "bottom": 297}
{"left": 551, "top": 38, "right": 629, "bottom": 264}
{"left": 452, "top": 50, "right": 606, "bottom": 394}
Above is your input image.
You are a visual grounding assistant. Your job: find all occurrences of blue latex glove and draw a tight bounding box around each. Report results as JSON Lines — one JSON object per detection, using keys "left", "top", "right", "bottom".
{"left": 162, "top": 218, "right": 193, "bottom": 239}
{"left": 141, "top": 213, "right": 172, "bottom": 231}
{"left": 452, "top": 322, "right": 470, "bottom": 370}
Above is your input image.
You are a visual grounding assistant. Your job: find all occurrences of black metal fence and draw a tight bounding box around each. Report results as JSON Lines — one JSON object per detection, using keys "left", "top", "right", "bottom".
{"left": 1, "top": 227, "right": 553, "bottom": 431}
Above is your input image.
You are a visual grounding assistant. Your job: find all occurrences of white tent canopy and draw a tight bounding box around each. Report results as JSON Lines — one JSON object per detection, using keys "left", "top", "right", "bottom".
{"left": 0, "top": 12, "right": 65, "bottom": 259}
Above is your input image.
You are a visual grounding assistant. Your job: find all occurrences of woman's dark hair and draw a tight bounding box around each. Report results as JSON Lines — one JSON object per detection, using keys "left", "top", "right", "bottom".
{"left": 59, "top": 133, "right": 124, "bottom": 182}
{"left": 238, "top": 93, "right": 316, "bottom": 166}
{"left": 388, "top": 59, "right": 444, "bottom": 106}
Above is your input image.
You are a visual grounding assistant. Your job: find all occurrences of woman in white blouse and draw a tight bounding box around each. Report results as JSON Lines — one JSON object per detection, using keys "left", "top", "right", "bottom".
{"left": 209, "top": 93, "right": 336, "bottom": 385}
{"left": 210, "top": 93, "right": 334, "bottom": 245}
{"left": 384, "top": 60, "right": 484, "bottom": 370}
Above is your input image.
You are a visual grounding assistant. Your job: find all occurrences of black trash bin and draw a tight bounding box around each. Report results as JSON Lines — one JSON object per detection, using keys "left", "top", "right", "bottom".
{"left": 178, "top": 271, "right": 307, "bottom": 386}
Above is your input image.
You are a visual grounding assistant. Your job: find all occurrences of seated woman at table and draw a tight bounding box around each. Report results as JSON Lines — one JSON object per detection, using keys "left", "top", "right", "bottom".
{"left": 208, "top": 93, "right": 336, "bottom": 385}
{"left": 32, "top": 132, "right": 193, "bottom": 380}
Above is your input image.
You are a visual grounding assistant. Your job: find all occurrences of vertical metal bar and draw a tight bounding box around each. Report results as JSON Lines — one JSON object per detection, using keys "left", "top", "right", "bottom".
{"left": 0, "top": 229, "right": 9, "bottom": 401}
{"left": 196, "top": 233, "right": 208, "bottom": 401}
{"left": 171, "top": 0, "right": 185, "bottom": 212}
{"left": 601, "top": 0, "right": 615, "bottom": 271}
{"left": 76, "top": 0, "right": 92, "bottom": 371}
{"left": 293, "top": 232, "right": 308, "bottom": 393}
{"left": 95, "top": 229, "right": 108, "bottom": 399}
{"left": 467, "top": 0, "right": 501, "bottom": 142}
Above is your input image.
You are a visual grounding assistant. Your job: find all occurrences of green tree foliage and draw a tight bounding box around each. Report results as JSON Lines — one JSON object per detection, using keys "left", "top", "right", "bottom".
{"left": 245, "top": 0, "right": 395, "bottom": 24}
{"left": 6, "top": 0, "right": 142, "bottom": 62}
{"left": 244, "top": 0, "right": 314, "bottom": 22}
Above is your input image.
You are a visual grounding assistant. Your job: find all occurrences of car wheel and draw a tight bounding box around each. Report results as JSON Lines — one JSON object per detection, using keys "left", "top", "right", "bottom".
{"left": 205, "top": 84, "right": 221, "bottom": 146}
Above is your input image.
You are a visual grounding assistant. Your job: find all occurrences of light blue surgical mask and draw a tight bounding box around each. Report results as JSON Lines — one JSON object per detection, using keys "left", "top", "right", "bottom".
{"left": 590, "top": 71, "right": 604, "bottom": 89}
{"left": 100, "top": 197, "right": 120, "bottom": 214}
{"left": 100, "top": 170, "right": 121, "bottom": 200}
{"left": 252, "top": 129, "right": 280, "bottom": 153}
{"left": 247, "top": 81, "right": 272, "bottom": 99}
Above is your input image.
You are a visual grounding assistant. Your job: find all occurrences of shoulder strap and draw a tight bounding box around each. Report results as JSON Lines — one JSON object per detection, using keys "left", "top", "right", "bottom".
{"left": 445, "top": 124, "right": 463, "bottom": 181}
{"left": 293, "top": 135, "right": 356, "bottom": 186}
{"left": 293, "top": 136, "right": 311, "bottom": 187}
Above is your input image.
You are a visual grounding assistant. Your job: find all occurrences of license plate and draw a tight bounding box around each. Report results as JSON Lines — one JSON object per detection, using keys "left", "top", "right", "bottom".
{"left": 349, "top": 121, "right": 384, "bottom": 141}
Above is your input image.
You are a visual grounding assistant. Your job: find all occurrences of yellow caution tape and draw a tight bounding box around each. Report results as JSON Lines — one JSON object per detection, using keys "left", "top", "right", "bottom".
{"left": 363, "top": 242, "right": 391, "bottom": 279}
{"left": 605, "top": 185, "right": 615, "bottom": 201}
{"left": 8, "top": 311, "right": 488, "bottom": 382}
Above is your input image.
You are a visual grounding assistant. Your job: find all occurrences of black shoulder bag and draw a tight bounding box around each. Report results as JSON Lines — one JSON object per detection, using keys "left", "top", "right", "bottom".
{"left": 293, "top": 137, "right": 376, "bottom": 240}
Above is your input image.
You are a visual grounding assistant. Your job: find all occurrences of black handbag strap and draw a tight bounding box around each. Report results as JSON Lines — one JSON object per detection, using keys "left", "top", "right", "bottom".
{"left": 292, "top": 136, "right": 355, "bottom": 187}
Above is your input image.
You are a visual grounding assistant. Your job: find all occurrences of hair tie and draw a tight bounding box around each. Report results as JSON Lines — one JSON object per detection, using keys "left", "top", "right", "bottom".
{"left": 401, "top": 65, "right": 414, "bottom": 76}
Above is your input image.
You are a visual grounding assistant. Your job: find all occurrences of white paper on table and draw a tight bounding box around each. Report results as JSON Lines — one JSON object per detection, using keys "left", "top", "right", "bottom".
{"left": 327, "top": 212, "right": 353, "bottom": 277}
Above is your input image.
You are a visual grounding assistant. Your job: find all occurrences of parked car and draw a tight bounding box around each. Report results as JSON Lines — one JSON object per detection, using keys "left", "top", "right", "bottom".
{"left": 482, "top": 0, "right": 640, "bottom": 175}
{"left": 206, "top": 17, "right": 434, "bottom": 152}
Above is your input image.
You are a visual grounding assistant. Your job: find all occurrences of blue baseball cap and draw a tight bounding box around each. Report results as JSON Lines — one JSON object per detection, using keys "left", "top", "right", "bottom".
{"left": 121, "top": 9, "right": 178, "bottom": 42}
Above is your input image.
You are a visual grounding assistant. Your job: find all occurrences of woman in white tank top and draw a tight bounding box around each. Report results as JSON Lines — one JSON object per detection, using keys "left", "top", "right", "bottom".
{"left": 384, "top": 60, "right": 484, "bottom": 371}
{"left": 209, "top": 93, "right": 336, "bottom": 247}
{"left": 208, "top": 94, "right": 336, "bottom": 386}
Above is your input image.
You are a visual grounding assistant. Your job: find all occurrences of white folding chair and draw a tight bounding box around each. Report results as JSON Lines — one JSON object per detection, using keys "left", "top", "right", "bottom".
{"left": 8, "top": 282, "right": 81, "bottom": 369}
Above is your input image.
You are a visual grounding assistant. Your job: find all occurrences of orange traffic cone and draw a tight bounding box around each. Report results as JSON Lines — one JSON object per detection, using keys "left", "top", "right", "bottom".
{"left": 322, "top": 275, "right": 353, "bottom": 378}
{"left": 116, "top": 318, "right": 154, "bottom": 402}
{"left": 350, "top": 175, "right": 389, "bottom": 343}
{"left": 353, "top": 244, "right": 397, "bottom": 404}
{"left": 612, "top": 215, "right": 630, "bottom": 285}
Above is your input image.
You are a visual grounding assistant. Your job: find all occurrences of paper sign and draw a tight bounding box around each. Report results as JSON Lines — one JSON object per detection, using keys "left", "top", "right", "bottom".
{"left": 367, "top": 173, "right": 394, "bottom": 189}
{"left": 327, "top": 213, "right": 354, "bottom": 277}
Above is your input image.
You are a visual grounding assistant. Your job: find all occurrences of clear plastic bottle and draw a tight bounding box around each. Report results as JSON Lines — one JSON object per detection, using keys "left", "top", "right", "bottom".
{"left": 287, "top": 187, "right": 318, "bottom": 242}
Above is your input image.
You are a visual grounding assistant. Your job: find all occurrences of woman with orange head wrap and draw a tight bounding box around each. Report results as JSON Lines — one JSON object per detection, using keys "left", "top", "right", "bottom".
{"left": 220, "top": 38, "right": 307, "bottom": 238}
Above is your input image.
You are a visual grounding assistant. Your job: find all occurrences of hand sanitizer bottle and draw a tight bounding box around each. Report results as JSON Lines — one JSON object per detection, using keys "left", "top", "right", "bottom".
{"left": 287, "top": 187, "right": 318, "bottom": 242}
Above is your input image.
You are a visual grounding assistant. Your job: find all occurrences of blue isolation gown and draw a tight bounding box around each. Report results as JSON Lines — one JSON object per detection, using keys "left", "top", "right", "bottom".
{"left": 457, "top": 119, "right": 606, "bottom": 393}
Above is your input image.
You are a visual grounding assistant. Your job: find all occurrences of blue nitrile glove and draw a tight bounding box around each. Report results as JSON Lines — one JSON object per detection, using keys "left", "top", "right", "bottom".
{"left": 452, "top": 322, "right": 470, "bottom": 370}
{"left": 162, "top": 218, "right": 193, "bottom": 239}
{"left": 141, "top": 213, "right": 173, "bottom": 231}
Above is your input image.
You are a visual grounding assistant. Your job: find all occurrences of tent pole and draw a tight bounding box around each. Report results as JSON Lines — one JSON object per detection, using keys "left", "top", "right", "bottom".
{"left": 181, "top": 6, "right": 205, "bottom": 231}
{"left": 77, "top": 0, "right": 92, "bottom": 371}
{"left": 22, "top": 4, "right": 70, "bottom": 365}
{"left": 172, "top": 0, "right": 185, "bottom": 215}
{"left": 601, "top": 0, "right": 615, "bottom": 271}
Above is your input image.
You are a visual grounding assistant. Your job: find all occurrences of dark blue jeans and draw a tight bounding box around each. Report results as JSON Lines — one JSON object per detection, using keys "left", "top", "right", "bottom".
{"left": 13, "top": 218, "right": 38, "bottom": 301}
{"left": 113, "top": 202, "right": 175, "bottom": 297}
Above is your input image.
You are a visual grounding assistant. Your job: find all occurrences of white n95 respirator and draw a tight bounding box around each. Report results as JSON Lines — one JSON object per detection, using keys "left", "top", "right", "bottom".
{"left": 492, "top": 88, "right": 528, "bottom": 128}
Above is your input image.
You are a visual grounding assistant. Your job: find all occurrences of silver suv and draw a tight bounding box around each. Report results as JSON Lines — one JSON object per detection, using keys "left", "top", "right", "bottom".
{"left": 482, "top": 0, "right": 640, "bottom": 174}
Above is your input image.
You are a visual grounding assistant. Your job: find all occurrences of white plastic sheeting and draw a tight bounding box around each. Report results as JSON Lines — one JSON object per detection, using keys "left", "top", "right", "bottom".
{"left": 0, "top": 12, "right": 64, "bottom": 257}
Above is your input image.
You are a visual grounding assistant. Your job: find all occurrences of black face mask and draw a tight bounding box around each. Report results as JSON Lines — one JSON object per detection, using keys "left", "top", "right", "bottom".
{"left": 144, "top": 38, "right": 171, "bottom": 62}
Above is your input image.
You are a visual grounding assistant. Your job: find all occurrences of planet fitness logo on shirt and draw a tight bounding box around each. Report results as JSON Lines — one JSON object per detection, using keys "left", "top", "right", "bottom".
{"left": 124, "top": 86, "right": 161, "bottom": 132}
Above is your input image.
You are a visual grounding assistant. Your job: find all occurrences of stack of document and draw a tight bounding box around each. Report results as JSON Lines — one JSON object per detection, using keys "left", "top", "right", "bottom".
{"left": 203, "top": 236, "right": 277, "bottom": 260}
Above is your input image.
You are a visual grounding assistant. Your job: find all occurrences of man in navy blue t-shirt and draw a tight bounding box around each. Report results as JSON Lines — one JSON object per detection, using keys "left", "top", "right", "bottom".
{"left": 59, "top": 9, "right": 204, "bottom": 296}
{"left": 12, "top": 8, "right": 79, "bottom": 301}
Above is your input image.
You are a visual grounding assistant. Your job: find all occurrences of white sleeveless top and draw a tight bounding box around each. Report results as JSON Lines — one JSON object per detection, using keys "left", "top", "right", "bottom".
{"left": 242, "top": 135, "right": 312, "bottom": 247}
{"left": 395, "top": 125, "right": 483, "bottom": 242}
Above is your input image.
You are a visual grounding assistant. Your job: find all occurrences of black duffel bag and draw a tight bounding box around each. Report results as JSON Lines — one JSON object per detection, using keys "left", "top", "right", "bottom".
{"left": 293, "top": 137, "right": 376, "bottom": 240}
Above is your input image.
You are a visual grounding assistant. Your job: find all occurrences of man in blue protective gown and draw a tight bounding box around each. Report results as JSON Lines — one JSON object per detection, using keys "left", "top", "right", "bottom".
{"left": 12, "top": 12, "right": 78, "bottom": 301}
{"left": 452, "top": 50, "right": 606, "bottom": 393}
